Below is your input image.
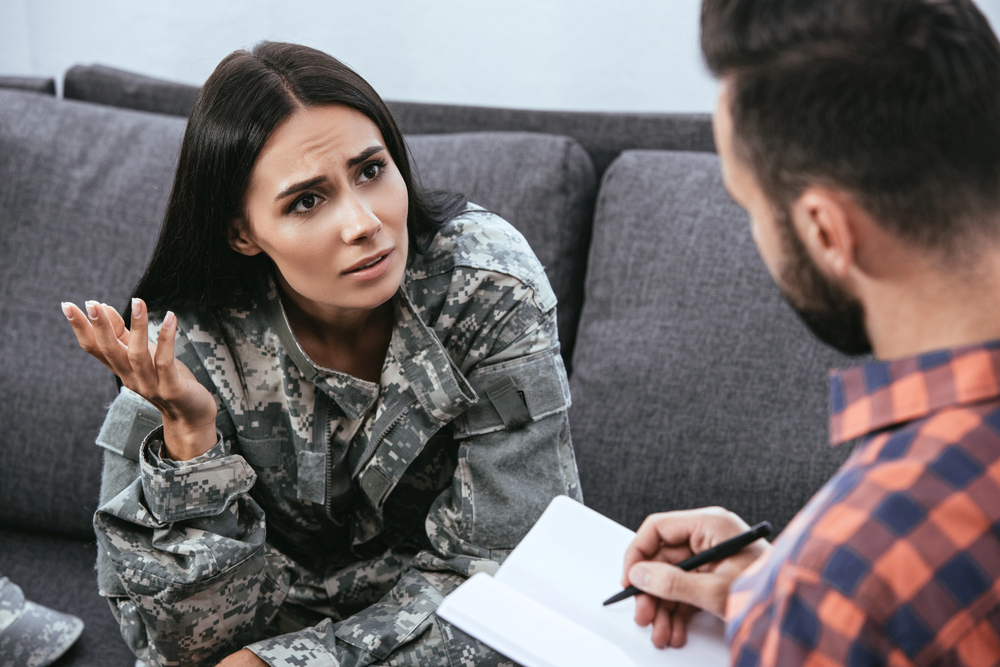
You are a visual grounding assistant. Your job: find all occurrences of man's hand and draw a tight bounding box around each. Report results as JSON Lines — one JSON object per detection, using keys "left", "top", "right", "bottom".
{"left": 621, "top": 507, "right": 771, "bottom": 649}
{"left": 216, "top": 649, "right": 268, "bottom": 667}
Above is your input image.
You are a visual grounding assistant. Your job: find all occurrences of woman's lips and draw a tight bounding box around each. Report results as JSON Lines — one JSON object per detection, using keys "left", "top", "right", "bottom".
{"left": 343, "top": 249, "right": 393, "bottom": 280}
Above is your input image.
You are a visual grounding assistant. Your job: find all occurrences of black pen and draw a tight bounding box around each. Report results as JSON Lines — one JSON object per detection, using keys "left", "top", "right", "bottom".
{"left": 602, "top": 521, "right": 773, "bottom": 606}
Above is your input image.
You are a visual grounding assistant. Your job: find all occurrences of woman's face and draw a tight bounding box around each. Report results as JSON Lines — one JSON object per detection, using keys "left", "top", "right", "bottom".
{"left": 235, "top": 104, "right": 409, "bottom": 321}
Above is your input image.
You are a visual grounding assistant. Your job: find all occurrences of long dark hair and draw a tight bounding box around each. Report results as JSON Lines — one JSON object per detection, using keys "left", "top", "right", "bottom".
{"left": 126, "top": 42, "right": 465, "bottom": 375}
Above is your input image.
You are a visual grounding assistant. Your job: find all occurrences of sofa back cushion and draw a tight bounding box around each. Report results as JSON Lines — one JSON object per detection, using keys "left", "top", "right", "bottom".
{"left": 64, "top": 64, "right": 198, "bottom": 117}
{"left": 0, "top": 91, "right": 186, "bottom": 537}
{"left": 0, "top": 90, "right": 596, "bottom": 537}
{"left": 0, "top": 76, "right": 55, "bottom": 95}
{"left": 569, "top": 150, "right": 856, "bottom": 533}
{"left": 64, "top": 64, "right": 714, "bottom": 180}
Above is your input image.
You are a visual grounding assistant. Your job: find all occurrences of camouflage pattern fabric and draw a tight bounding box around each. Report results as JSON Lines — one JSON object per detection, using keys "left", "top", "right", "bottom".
{"left": 94, "top": 207, "right": 581, "bottom": 667}
{"left": 0, "top": 577, "right": 84, "bottom": 667}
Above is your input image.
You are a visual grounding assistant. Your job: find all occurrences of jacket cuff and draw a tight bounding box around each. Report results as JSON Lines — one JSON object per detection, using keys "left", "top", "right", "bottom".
{"left": 246, "top": 627, "right": 338, "bottom": 667}
{"left": 139, "top": 426, "right": 256, "bottom": 523}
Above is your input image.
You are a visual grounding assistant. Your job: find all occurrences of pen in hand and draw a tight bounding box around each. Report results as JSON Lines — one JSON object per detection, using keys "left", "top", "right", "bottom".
{"left": 603, "top": 521, "right": 773, "bottom": 606}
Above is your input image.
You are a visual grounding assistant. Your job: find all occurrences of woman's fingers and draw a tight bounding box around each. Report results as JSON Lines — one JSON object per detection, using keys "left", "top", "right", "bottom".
{"left": 127, "top": 298, "right": 157, "bottom": 387}
{"left": 61, "top": 302, "right": 114, "bottom": 371}
{"left": 86, "top": 301, "right": 133, "bottom": 378}
{"left": 152, "top": 311, "right": 181, "bottom": 396}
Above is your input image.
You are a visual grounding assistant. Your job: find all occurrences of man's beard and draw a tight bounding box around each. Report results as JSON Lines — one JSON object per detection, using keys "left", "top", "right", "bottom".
{"left": 775, "top": 207, "right": 873, "bottom": 356}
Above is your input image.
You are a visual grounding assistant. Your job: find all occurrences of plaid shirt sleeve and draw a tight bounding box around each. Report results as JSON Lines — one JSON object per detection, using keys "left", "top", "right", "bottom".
{"left": 726, "top": 343, "right": 1000, "bottom": 667}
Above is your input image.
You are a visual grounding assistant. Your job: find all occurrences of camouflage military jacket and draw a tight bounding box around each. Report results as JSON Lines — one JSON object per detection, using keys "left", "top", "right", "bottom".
{"left": 93, "top": 207, "right": 582, "bottom": 667}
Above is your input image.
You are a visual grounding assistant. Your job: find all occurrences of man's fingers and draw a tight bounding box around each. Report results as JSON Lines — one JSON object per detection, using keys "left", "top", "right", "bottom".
{"left": 668, "top": 604, "right": 697, "bottom": 648}
{"left": 627, "top": 561, "right": 729, "bottom": 618}
{"left": 650, "top": 600, "right": 675, "bottom": 649}
{"left": 634, "top": 593, "right": 657, "bottom": 627}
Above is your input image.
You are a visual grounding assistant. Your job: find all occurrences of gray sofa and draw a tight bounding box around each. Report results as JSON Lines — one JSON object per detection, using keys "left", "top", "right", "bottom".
{"left": 0, "top": 65, "right": 853, "bottom": 667}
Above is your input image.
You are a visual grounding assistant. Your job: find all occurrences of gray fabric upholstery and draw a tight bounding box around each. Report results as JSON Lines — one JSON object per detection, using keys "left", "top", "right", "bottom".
{"left": 64, "top": 64, "right": 199, "bottom": 117}
{"left": 0, "top": 76, "right": 55, "bottom": 95}
{"left": 62, "top": 65, "right": 715, "bottom": 179}
{"left": 0, "top": 528, "right": 135, "bottom": 667}
{"left": 407, "top": 132, "right": 596, "bottom": 368}
{"left": 0, "top": 91, "right": 186, "bottom": 537}
{"left": 569, "top": 150, "right": 855, "bottom": 533}
{"left": 392, "top": 103, "right": 714, "bottom": 179}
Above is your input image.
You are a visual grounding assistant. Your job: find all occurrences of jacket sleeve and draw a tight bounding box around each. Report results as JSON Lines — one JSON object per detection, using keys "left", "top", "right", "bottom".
{"left": 245, "top": 274, "right": 583, "bottom": 667}
{"left": 93, "top": 332, "right": 286, "bottom": 667}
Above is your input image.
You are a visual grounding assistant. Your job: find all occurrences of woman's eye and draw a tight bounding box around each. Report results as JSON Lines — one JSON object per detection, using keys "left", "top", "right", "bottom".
{"left": 291, "top": 194, "right": 317, "bottom": 213}
{"left": 359, "top": 162, "right": 383, "bottom": 182}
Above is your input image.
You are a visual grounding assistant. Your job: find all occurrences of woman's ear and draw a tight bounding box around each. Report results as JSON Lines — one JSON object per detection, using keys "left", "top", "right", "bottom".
{"left": 229, "top": 219, "right": 263, "bottom": 256}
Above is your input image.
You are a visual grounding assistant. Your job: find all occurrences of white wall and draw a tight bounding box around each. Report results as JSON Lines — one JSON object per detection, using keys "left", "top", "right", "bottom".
{"left": 2, "top": 0, "right": 1000, "bottom": 113}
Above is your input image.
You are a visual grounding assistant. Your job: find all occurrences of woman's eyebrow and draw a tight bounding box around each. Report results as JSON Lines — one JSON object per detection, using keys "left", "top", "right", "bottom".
{"left": 347, "top": 145, "right": 385, "bottom": 168}
{"left": 275, "top": 176, "right": 326, "bottom": 201}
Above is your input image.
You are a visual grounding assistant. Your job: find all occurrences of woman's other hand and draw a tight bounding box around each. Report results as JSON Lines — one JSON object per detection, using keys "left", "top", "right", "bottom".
{"left": 62, "top": 298, "right": 218, "bottom": 461}
{"left": 621, "top": 507, "right": 772, "bottom": 649}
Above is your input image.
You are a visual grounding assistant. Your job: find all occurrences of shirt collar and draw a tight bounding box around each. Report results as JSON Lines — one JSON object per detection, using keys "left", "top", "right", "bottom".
{"left": 828, "top": 339, "right": 1000, "bottom": 445}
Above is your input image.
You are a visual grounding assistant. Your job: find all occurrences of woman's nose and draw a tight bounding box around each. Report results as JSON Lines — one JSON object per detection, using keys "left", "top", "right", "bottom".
{"left": 341, "top": 198, "right": 382, "bottom": 244}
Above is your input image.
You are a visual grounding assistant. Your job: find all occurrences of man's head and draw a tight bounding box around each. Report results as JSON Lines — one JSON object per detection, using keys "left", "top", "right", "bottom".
{"left": 701, "top": 0, "right": 1000, "bottom": 355}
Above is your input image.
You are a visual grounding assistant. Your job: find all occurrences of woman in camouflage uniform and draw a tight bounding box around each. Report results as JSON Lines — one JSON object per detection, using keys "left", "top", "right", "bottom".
{"left": 62, "top": 42, "right": 581, "bottom": 667}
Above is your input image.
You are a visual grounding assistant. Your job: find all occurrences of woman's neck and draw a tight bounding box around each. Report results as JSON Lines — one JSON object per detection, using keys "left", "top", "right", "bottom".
{"left": 277, "top": 282, "right": 395, "bottom": 383}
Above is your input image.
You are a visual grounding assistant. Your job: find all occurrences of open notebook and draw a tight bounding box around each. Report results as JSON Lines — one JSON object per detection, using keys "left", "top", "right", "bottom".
{"left": 436, "top": 495, "right": 730, "bottom": 667}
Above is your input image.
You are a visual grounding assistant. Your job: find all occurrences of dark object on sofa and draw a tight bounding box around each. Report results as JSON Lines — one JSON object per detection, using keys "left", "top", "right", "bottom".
{"left": 0, "top": 66, "right": 852, "bottom": 667}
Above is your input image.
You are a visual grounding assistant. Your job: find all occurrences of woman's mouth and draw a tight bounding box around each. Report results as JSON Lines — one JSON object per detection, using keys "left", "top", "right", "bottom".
{"left": 343, "top": 249, "right": 393, "bottom": 279}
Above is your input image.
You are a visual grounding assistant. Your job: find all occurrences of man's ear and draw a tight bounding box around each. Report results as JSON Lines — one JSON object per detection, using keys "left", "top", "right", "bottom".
{"left": 228, "top": 220, "right": 263, "bottom": 256}
{"left": 791, "top": 187, "right": 857, "bottom": 279}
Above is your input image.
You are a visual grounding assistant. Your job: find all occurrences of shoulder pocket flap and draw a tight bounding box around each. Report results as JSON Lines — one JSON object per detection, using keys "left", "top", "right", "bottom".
{"left": 95, "top": 388, "right": 162, "bottom": 461}
{"left": 235, "top": 434, "right": 282, "bottom": 468}
{"left": 453, "top": 349, "right": 571, "bottom": 438}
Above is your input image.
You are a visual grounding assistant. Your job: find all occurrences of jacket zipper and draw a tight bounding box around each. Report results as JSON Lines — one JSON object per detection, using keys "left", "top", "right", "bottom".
{"left": 326, "top": 402, "right": 411, "bottom": 521}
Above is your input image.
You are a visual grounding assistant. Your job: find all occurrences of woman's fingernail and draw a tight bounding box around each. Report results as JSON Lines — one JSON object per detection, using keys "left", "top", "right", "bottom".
{"left": 85, "top": 301, "right": 99, "bottom": 320}
{"left": 630, "top": 565, "right": 650, "bottom": 589}
{"left": 132, "top": 298, "right": 143, "bottom": 318}
{"left": 163, "top": 311, "right": 176, "bottom": 329}
{"left": 61, "top": 302, "right": 73, "bottom": 319}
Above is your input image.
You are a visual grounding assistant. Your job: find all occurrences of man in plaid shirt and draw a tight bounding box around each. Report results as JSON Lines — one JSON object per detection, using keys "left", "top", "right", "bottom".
{"left": 621, "top": 0, "right": 1000, "bottom": 664}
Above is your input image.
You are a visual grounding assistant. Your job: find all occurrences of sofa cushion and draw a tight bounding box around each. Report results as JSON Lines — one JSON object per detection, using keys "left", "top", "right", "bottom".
{"left": 63, "top": 64, "right": 714, "bottom": 179}
{"left": 0, "top": 90, "right": 597, "bottom": 537}
{"left": 0, "top": 91, "right": 186, "bottom": 538}
{"left": 64, "top": 64, "right": 198, "bottom": 117}
{"left": 394, "top": 104, "right": 713, "bottom": 179}
{"left": 0, "top": 76, "right": 55, "bottom": 95}
{"left": 569, "top": 150, "right": 856, "bottom": 533}
{"left": 407, "top": 132, "right": 596, "bottom": 367}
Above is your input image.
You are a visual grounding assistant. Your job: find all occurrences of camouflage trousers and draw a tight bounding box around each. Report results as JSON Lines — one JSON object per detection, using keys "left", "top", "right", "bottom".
{"left": 241, "top": 615, "right": 519, "bottom": 667}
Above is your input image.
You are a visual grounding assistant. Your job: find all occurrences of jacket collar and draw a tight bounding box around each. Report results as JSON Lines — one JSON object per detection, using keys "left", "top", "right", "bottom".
{"left": 263, "top": 279, "right": 476, "bottom": 423}
{"left": 828, "top": 339, "right": 1000, "bottom": 445}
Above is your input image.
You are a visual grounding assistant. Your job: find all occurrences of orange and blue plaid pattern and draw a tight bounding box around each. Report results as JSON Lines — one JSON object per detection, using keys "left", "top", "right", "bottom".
{"left": 726, "top": 341, "right": 1000, "bottom": 666}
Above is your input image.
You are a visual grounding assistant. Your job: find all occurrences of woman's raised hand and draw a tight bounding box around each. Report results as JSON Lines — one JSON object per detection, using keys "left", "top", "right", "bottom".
{"left": 62, "top": 298, "right": 218, "bottom": 461}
